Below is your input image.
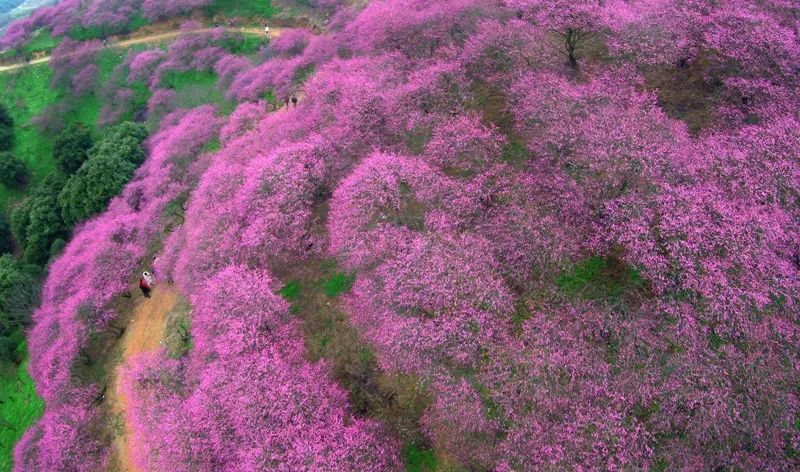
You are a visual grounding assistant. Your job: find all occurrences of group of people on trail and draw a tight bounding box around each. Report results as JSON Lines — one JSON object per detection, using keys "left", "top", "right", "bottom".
{"left": 284, "top": 95, "right": 298, "bottom": 109}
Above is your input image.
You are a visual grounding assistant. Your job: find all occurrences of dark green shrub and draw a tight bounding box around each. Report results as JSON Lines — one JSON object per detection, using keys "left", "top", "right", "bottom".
{"left": 0, "top": 214, "right": 12, "bottom": 255}
{"left": 0, "top": 255, "right": 39, "bottom": 363}
{"left": 9, "top": 202, "right": 30, "bottom": 249}
{"left": 57, "top": 121, "right": 148, "bottom": 226}
{"left": 0, "top": 127, "right": 13, "bottom": 153}
{"left": 0, "top": 104, "right": 13, "bottom": 152}
{"left": 0, "top": 104, "right": 12, "bottom": 128}
{"left": 59, "top": 154, "right": 136, "bottom": 226}
{"left": 53, "top": 123, "right": 94, "bottom": 174}
{"left": 13, "top": 174, "right": 68, "bottom": 265}
{"left": 49, "top": 238, "right": 67, "bottom": 259}
{"left": 0, "top": 152, "right": 28, "bottom": 188}
{"left": 89, "top": 121, "right": 148, "bottom": 165}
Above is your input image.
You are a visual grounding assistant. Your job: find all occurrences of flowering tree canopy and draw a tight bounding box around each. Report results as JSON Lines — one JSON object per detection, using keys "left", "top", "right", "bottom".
{"left": 11, "top": 0, "right": 800, "bottom": 470}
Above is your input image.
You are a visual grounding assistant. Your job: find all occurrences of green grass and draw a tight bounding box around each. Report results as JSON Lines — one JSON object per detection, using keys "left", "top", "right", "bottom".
{"left": 0, "top": 47, "right": 132, "bottom": 209}
{"left": 404, "top": 442, "right": 437, "bottom": 472}
{"left": 501, "top": 139, "right": 529, "bottom": 166}
{"left": 650, "top": 457, "right": 669, "bottom": 472}
{"left": 164, "top": 298, "right": 194, "bottom": 359}
{"left": 97, "top": 48, "right": 127, "bottom": 82}
{"left": 0, "top": 342, "right": 45, "bottom": 472}
{"left": 511, "top": 297, "right": 533, "bottom": 328}
{"left": 99, "top": 47, "right": 151, "bottom": 124}
{"left": 292, "top": 64, "right": 315, "bottom": 85}
{"left": 0, "top": 64, "right": 59, "bottom": 209}
{"left": 22, "top": 29, "right": 60, "bottom": 55}
{"left": 279, "top": 280, "right": 302, "bottom": 314}
{"left": 323, "top": 272, "right": 355, "bottom": 298}
{"left": 261, "top": 89, "right": 278, "bottom": 109}
{"left": 0, "top": 43, "right": 144, "bottom": 211}
{"left": 161, "top": 70, "right": 233, "bottom": 114}
{"left": 66, "top": 48, "right": 151, "bottom": 126}
{"left": 279, "top": 281, "right": 302, "bottom": 301}
{"left": 67, "top": 94, "right": 103, "bottom": 127}
{"left": 405, "top": 126, "right": 431, "bottom": 155}
{"left": 68, "top": 25, "right": 113, "bottom": 42}
{"left": 61, "top": 49, "right": 136, "bottom": 128}
{"left": 556, "top": 255, "right": 646, "bottom": 302}
{"left": 206, "top": 0, "right": 278, "bottom": 18}
{"left": 470, "top": 379, "right": 507, "bottom": 425}
{"left": 222, "top": 34, "right": 269, "bottom": 56}
{"left": 201, "top": 137, "right": 221, "bottom": 153}
{"left": 125, "top": 12, "right": 150, "bottom": 33}
{"left": 709, "top": 327, "right": 725, "bottom": 350}
{"left": 282, "top": 260, "right": 435, "bottom": 463}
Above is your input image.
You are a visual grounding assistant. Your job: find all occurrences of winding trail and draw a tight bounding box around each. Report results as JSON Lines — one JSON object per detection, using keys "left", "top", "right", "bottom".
{"left": 0, "top": 26, "right": 282, "bottom": 73}
{"left": 108, "top": 287, "right": 178, "bottom": 472}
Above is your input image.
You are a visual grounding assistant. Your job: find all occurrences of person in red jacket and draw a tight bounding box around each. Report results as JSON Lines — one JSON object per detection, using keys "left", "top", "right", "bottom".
{"left": 139, "top": 271, "right": 153, "bottom": 298}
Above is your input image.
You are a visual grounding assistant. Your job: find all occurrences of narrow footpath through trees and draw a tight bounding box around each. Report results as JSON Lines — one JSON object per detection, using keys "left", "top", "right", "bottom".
{"left": 107, "top": 286, "right": 178, "bottom": 472}
{"left": 0, "top": 27, "right": 282, "bottom": 73}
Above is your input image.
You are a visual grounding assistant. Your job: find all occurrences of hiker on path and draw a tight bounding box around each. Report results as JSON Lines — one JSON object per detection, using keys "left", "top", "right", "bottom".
{"left": 139, "top": 271, "right": 154, "bottom": 298}
{"left": 291, "top": 95, "right": 298, "bottom": 107}
{"left": 265, "top": 24, "right": 270, "bottom": 36}
{"left": 284, "top": 96, "right": 290, "bottom": 109}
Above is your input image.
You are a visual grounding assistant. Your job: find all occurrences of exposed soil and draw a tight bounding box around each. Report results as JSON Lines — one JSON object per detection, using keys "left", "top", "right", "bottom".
{"left": 106, "top": 287, "right": 178, "bottom": 472}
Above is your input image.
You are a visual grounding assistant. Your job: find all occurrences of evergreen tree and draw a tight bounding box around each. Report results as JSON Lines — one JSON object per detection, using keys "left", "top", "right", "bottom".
{"left": 0, "top": 152, "right": 28, "bottom": 188}
{"left": 53, "top": 123, "right": 94, "bottom": 174}
{"left": 0, "top": 104, "right": 14, "bottom": 152}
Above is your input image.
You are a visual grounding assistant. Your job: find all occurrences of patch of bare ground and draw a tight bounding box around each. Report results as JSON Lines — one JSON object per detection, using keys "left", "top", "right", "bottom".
{"left": 103, "top": 287, "right": 179, "bottom": 472}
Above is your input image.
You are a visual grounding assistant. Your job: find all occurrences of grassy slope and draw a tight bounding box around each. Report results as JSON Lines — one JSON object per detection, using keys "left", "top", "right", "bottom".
{"left": 161, "top": 69, "right": 232, "bottom": 113}
{"left": 279, "top": 261, "right": 438, "bottom": 471}
{"left": 0, "top": 0, "right": 277, "bottom": 208}
{"left": 66, "top": 48, "right": 140, "bottom": 126}
{"left": 0, "top": 342, "right": 44, "bottom": 472}
{"left": 157, "top": 31, "right": 269, "bottom": 115}
{"left": 206, "top": 0, "right": 278, "bottom": 19}
{"left": 556, "top": 255, "right": 646, "bottom": 302}
{"left": 0, "top": 63, "right": 58, "bottom": 208}
{"left": 0, "top": 46, "right": 142, "bottom": 211}
{"left": 22, "top": 29, "right": 59, "bottom": 55}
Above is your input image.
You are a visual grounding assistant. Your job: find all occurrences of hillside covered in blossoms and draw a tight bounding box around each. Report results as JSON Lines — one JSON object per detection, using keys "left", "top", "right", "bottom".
{"left": 0, "top": 0, "right": 797, "bottom": 470}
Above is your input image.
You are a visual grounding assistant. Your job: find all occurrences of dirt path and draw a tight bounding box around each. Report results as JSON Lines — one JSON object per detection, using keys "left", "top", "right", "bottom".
{"left": 0, "top": 26, "right": 283, "bottom": 73}
{"left": 108, "top": 287, "right": 178, "bottom": 472}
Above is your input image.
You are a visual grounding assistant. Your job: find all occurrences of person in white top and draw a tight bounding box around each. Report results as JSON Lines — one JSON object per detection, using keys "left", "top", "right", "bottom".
{"left": 139, "top": 271, "right": 154, "bottom": 298}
